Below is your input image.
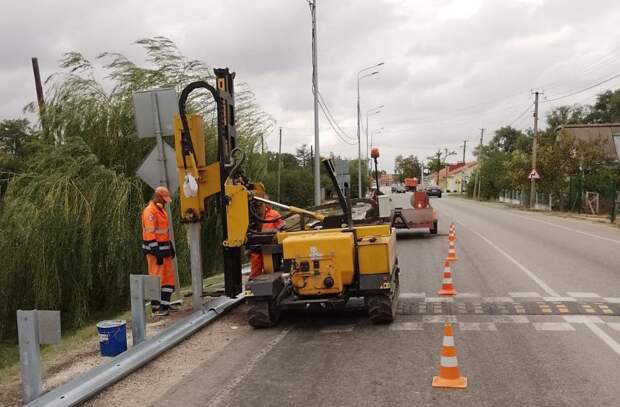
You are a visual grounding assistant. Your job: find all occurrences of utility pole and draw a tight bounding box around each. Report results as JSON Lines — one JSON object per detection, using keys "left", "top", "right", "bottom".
{"left": 461, "top": 140, "right": 467, "bottom": 194}
{"left": 435, "top": 150, "right": 442, "bottom": 185}
{"left": 474, "top": 128, "right": 484, "bottom": 200}
{"left": 31, "top": 57, "right": 47, "bottom": 137}
{"left": 529, "top": 91, "right": 541, "bottom": 208}
{"left": 277, "top": 127, "right": 282, "bottom": 202}
{"left": 310, "top": 0, "right": 321, "bottom": 206}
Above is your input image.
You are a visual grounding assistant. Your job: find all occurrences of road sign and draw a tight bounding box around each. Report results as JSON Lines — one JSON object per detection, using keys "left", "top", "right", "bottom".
{"left": 528, "top": 169, "right": 540, "bottom": 180}
{"left": 133, "top": 88, "right": 178, "bottom": 138}
{"left": 136, "top": 143, "right": 179, "bottom": 194}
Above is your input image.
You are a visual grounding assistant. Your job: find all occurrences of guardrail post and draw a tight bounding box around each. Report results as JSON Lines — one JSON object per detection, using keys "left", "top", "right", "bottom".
{"left": 130, "top": 274, "right": 161, "bottom": 346}
{"left": 17, "top": 310, "right": 61, "bottom": 404}
{"left": 188, "top": 223, "right": 204, "bottom": 311}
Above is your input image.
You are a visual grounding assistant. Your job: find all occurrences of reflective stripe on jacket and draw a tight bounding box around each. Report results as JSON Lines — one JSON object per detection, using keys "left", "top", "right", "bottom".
{"left": 141, "top": 201, "right": 172, "bottom": 256}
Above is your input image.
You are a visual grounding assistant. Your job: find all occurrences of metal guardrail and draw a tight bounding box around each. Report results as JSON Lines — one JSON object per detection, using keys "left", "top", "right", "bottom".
{"left": 25, "top": 295, "right": 244, "bottom": 407}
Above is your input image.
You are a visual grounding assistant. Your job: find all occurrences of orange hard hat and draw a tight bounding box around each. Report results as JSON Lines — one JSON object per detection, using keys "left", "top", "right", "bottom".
{"left": 371, "top": 147, "right": 380, "bottom": 159}
{"left": 154, "top": 186, "right": 172, "bottom": 203}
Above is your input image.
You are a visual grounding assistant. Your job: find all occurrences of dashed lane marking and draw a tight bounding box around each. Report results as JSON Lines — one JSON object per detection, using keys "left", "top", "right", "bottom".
{"left": 491, "top": 315, "right": 530, "bottom": 323}
{"left": 425, "top": 297, "right": 454, "bottom": 303}
{"left": 567, "top": 292, "right": 601, "bottom": 298}
{"left": 543, "top": 297, "right": 577, "bottom": 302}
{"left": 562, "top": 315, "right": 604, "bottom": 324}
{"left": 509, "top": 292, "right": 541, "bottom": 298}
{"left": 604, "top": 298, "right": 620, "bottom": 304}
{"left": 390, "top": 322, "right": 424, "bottom": 331}
{"left": 533, "top": 322, "right": 576, "bottom": 331}
{"left": 482, "top": 297, "right": 514, "bottom": 303}
{"left": 458, "top": 322, "right": 497, "bottom": 331}
{"left": 423, "top": 315, "right": 457, "bottom": 323}
{"left": 397, "top": 299, "right": 620, "bottom": 316}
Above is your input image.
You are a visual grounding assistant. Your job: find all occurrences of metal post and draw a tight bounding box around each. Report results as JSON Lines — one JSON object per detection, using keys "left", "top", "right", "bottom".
{"left": 611, "top": 178, "right": 618, "bottom": 223}
{"left": 17, "top": 310, "right": 42, "bottom": 403}
{"left": 31, "top": 57, "right": 47, "bottom": 139}
{"left": 277, "top": 127, "right": 282, "bottom": 202}
{"left": 530, "top": 91, "right": 540, "bottom": 208}
{"left": 188, "top": 223, "right": 203, "bottom": 310}
{"left": 357, "top": 79, "right": 362, "bottom": 199}
{"left": 151, "top": 92, "right": 181, "bottom": 301}
{"left": 310, "top": 0, "right": 321, "bottom": 206}
{"left": 130, "top": 276, "right": 146, "bottom": 346}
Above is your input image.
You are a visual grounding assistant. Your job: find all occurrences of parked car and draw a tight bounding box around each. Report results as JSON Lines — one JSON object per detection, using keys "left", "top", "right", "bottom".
{"left": 426, "top": 186, "right": 442, "bottom": 198}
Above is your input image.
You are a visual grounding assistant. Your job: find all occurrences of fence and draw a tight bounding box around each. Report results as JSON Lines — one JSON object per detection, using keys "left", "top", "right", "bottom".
{"left": 498, "top": 190, "right": 552, "bottom": 211}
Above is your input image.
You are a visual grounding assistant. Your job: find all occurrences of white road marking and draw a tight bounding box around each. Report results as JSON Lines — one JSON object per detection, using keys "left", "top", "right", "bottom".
{"left": 583, "top": 322, "right": 620, "bottom": 356}
{"left": 399, "top": 292, "right": 426, "bottom": 299}
{"left": 505, "top": 211, "right": 620, "bottom": 245}
{"left": 491, "top": 315, "right": 530, "bottom": 323}
{"left": 451, "top": 198, "right": 620, "bottom": 245}
{"left": 458, "top": 322, "right": 497, "bottom": 331}
{"left": 320, "top": 325, "right": 355, "bottom": 333}
{"left": 390, "top": 322, "right": 424, "bottom": 331}
{"left": 481, "top": 297, "right": 514, "bottom": 303}
{"left": 425, "top": 297, "right": 454, "bottom": 303}
{"left": 423, "top": 315, "right": 457, "bottom": 323}
{"left": 566, "top": 292, "right": 600, "bottom": 298}
{"left": 455, "top": 292, "right": 481, "bottom": 298}
{"left": 457, "top": 222, "right": 561, "bottom": 297}
{"left": 563, "top": 315, "right": 604, "bottom": 324}
{"left": 509, "top": 292, "right": 541, "bottom": 298}
{"left": 607, "top": 323, "right": 620, "bottom": 332}
{"left": 542, "top": 297, "right": 577, "bottom": 302}
{"left": 603, "top": 297, "right": 620, "bottom": 303}
{"left": 533, "top": 322, "right": 575, "bottom": 331}
{"left": 205, "top": 327, "right": 293, "bottom": 407}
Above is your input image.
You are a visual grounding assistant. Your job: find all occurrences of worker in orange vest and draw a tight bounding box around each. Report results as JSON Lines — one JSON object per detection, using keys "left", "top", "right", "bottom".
{"left": 142, "top": 186, "right": 176, "bottom": 316}
{"left": 249, "top": 200, "right": 284, "bottom": 280}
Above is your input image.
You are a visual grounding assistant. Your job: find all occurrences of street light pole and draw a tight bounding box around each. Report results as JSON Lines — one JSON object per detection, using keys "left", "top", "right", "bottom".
{"left": 356, "top": 62, "right": 384, "bottom": 198}
{"left": 366, "top": 105, "right": 383, "bottom": 162}
{"left": 310, "top": 0, "right": 321, "bottom": 206}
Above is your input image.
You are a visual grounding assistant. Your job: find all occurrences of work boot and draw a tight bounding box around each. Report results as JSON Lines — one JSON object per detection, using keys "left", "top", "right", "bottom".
{"left": 153, "top": 308, "right": 169, "bottom": 317}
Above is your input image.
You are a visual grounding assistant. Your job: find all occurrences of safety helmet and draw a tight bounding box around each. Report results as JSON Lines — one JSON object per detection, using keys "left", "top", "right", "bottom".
{"left": 154, "top": 186, "right": 172, "bottom": 203}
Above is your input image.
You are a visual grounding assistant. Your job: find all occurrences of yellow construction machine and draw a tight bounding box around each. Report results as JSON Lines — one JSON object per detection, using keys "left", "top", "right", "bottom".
{"left": 174, "top": 69, "right": 399, "bottom": 327}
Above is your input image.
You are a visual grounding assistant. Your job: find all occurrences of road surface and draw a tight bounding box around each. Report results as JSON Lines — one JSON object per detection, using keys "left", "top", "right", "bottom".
{"left": 88, "top": 196, "right": 620, "bottom": 407}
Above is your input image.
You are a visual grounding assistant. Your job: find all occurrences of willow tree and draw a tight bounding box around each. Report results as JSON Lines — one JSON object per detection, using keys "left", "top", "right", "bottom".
{"left": 0, "top": 37, "right": 274, "bottom": 338}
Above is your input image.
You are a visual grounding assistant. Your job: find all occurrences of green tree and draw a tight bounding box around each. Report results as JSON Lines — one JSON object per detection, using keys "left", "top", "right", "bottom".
{"left": 394, "top": 154, "right": 421, "bottom": 182}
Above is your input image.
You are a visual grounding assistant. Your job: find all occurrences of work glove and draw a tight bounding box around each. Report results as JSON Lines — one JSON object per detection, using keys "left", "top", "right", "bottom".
{"left": 156, "top": 251, "right": 164, "bottom": 266}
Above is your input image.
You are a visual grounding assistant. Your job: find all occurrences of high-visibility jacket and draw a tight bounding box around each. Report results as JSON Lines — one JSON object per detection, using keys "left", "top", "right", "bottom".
{"left": 141, "top": 201, "right": 172, "bottom": 257}
{"left": 262, "top": 207, "right": 284, "bottom": 232}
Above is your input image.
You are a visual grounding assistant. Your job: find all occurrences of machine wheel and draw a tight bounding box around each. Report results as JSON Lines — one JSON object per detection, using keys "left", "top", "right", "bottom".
{"left": 367, "top": 267, "right": 400, "bottom": 324}
{"left": 430, "top": 220, "right": 438, "bottom": 234}
{"left": 248, "top": 300, "right": 281, "bottom": 328}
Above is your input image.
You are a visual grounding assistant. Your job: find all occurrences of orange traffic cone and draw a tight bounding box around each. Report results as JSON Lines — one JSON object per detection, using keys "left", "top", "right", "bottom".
{"left": 438, "top": 260, "right": 456, "bottom": 296}
{"left": 448, "top": 230, "right": 457, "bottom": 242}
{"left": 432, "top": 323, "right": 468, "bottom": 389}
{"left": 446, "top": 239, "right": 458, "bottom": 262}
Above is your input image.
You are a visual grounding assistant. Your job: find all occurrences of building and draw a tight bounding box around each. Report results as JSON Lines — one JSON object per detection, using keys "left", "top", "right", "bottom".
{"left": 555, "top": 123, "right": 620, "bottom": 161}
{"left": 428, "top": 162, "right": 478, "bottom": 193}
{"left": 378, "top": 172, "right": 394, "bottom": 186}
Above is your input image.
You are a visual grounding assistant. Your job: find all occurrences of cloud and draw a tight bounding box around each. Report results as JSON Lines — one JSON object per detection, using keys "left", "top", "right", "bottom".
{"left": 1, "top": 0, "right": 620, "bottom": 172}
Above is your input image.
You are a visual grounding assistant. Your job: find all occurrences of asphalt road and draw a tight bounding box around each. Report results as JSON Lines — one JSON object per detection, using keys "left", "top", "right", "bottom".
{"left": 91, "top": 196, "right": 620, "bottom": 407}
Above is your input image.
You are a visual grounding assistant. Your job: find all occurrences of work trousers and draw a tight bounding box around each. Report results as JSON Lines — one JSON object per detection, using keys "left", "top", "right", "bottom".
{"left": 146, "top": 254, "right": 175, "bottom": 309}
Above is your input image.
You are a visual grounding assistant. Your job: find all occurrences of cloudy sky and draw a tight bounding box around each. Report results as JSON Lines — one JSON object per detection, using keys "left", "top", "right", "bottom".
{"left": 2, "top": 0, "right": 620, "bottom": 171}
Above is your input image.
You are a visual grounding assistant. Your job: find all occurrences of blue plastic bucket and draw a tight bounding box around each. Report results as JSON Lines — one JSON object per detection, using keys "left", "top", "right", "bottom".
{"left": 96, "top": 320, "right": 127, "bottom": 357}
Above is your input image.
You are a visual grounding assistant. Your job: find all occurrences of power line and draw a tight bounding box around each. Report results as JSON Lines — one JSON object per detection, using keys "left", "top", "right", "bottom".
{"left": 543, "top": 72, "right": 620, "bottom": 103}
{"left": 508, "top": 101, "right": 534, "bottom": 127}
{"left": 317, "top": 100, "right": 356, "bottom": 145}
{"left": 317, "top": 91, "right": 356, "bottom": 141}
